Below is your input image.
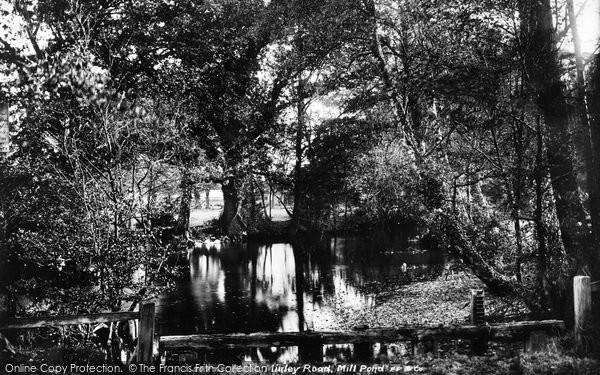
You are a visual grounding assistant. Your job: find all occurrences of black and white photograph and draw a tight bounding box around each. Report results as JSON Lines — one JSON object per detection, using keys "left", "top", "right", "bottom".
{"left": 1, "top": 0, "right": 600, "bottom": 373}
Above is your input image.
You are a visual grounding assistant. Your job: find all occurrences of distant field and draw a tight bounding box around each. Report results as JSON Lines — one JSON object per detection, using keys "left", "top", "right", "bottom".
{"left": 189, "top": 209, "right": 221, "bottom": 227}
{"left": 189, "top": 207, "right": 291, "bottom": 227}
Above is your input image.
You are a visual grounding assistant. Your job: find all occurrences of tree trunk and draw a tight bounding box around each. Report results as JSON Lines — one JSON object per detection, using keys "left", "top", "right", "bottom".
{"left": 0, "top": 217, "right": 7, "bottom": 323}
{"left": 176, "top": 167, "right": 193, "bottom": 235}
{"left": 534, "top": 115, "right": 552, "bottom": 314}
{"left": 512, "top": 119, "right": 524, "bottom": 283}
{"left": 220, "top": 178, "right": 240, "bottom": 235}
{"left": 588, "top": 53, "right": 600, "bottom": 275}
{"left": 293, "top": 45, "right": 306, "bottom": 229}
{"left": 567, "top": 0, "right": 600, "bottom": 264}
{"left": 452, "top": 178, "right": 458, "bottom": 213}
{"left": 363, "top": 0, "right": 407, "bottom": 136}
{"left": 269, "top": 188, "right": 273, "bottom": 219}
{"left": 520, "top": 0, "right": 589, "bottom": 272}
{"left": 440, "top": 214, "right": 517, "bottom": 297}
{"left": 0, "top": 185, "right": 7, "bottom": 317}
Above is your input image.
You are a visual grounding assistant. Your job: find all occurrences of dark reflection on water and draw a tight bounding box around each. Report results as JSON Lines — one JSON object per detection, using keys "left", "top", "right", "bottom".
{"left": 155, "top": 231, "right": 443, "bottom": 362}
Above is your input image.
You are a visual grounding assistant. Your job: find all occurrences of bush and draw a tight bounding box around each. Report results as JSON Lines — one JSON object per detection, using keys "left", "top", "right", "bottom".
{"left": 520, "top": 350, "right": 600, "bottom": 375}
{"left": 423, "top": 351, "right": 599, "bottom": 375}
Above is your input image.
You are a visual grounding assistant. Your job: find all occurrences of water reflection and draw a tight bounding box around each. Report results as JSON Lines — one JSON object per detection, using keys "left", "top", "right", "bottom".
{"left": 156, "top": 233, "right": 443, "bottom": 362}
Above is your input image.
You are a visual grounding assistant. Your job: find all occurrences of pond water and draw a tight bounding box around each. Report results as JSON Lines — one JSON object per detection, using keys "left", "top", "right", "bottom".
{"left": 155, "top": 231, "right": 444, "bottom": 362}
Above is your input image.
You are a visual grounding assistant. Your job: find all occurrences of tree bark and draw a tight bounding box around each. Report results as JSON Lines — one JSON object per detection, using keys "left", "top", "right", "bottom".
{"left": 512, "top": 119, "right": 524, "bottom": 282}
{"left": 176, "top": 167, "right": 193, "bottom": 235}
{"left": 534, "top": 115, "right": 552, "bottom": 313}
{"left": 567, "top": 0, "right": 600, "bottom": 260}
{"left": 0, "top": 221, "right": 7, "bottom": 324}
{"left": 440, "top": 214, "right": 518, "bottom": 297}
{"left": 0, "top": 176, "right": 7, "bottom": 322}
{"left": 363, "top": 0, "right": 407, "bottom": 135}
{"left": 220, "top": 178, "right": 240, "bottom": 235}
{"left": 520, "top": 0, "right": 589, "bottom": 272}
{"left": 292, "top": 38, "right": 306, "bottom": 229}
{"left": 588, "top": 53, "right": 600, "bottom": 275}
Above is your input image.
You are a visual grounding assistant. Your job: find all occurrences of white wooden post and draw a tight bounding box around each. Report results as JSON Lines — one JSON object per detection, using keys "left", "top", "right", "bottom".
{"left": 573, "top": 276, "right": 591, "bottom": 351}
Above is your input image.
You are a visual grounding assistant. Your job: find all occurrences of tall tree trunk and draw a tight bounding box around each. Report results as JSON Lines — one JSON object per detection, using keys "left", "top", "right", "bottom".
{"left": 520, "top": 0, "right": 589, "bottom": 273}
{"left": 214, "top": 127, "right": 243, "bottom": 234}
{"left": 363, "top": 0, "right": 407, "bottom": 137}
{"left": 534, "top": 115, "right": 552, "bottom": 313}
{"left": 567, "top": 0, "right": 600, "bottom": 261}
{"left": 0, "top": 208, "right": 7, "bottom": 323}
{"left": 269, "top": 188, "right": 273, "bottom": 219}
{"left": 176, "top": 167, "right": 193, "bottom": 235}
{"left": 588, "top": 52, "right": 600, "bottom": 275}
{"left": 220, "top": 178, "right": 240, "bottom": 235}
{"left": 512, "top": 119, "right": 524, "bottom": 282}
{"left": 293, "top": 37, "right": 306, "bottom": 229}
{"left": 0, "top": 180, "right": 7, "bottom": 319}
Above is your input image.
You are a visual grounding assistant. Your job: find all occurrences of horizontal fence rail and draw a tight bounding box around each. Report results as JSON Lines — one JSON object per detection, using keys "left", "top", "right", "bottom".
{"left": 2, "top": 290, "right": 578, "bottom": 363}
{"left": 0, "top": 302, "right": 155, "bottom": 364}
{"left": 160, "top": 320, "right": 565, "bottom": 351}
{"left": 0, "top": 311, "right": 139, "bottom": 330}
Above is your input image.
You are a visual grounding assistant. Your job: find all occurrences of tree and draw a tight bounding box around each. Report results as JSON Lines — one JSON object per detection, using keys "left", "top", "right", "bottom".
{"left": 135, "top": 0, "right": 288, "bottom": 234}
{"left": 588, "top": 52, "right": 600, "bottom": 272}
{"left": 520, "top": 0, "right": 591, "bottom": 290}
{"left": 0, "top": 1, "right": 189, "bottom": 323}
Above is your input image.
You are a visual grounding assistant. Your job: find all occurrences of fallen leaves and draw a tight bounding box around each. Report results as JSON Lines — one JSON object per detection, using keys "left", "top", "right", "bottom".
{"left": 331, "top": 275, "right": 521, "bottom": 329}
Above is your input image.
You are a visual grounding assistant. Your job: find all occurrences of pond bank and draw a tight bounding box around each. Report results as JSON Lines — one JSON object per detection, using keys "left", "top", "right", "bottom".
{"left": 326, "top": 275, "right": 600, "bottom": 374}
{"left": 331, "top": 274, "right": 529, "bottom": 330}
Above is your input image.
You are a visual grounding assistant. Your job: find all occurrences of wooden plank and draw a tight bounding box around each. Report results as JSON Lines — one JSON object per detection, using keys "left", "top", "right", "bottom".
{"left": 0, "top": 312, "right": 139, "bottom": 330}
{"left": 160, "top": 320, "right": 564, "bottom": 350}
{"left": 137, "top": 301, "right": 155, "bottom": 364}
{"left": 413, "top": 320, "right": 564, "bottom": 341}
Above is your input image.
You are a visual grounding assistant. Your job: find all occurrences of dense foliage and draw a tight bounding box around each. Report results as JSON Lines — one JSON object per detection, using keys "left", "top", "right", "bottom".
{"left": 1, "top": 0, "right": 599, "bottom": 363}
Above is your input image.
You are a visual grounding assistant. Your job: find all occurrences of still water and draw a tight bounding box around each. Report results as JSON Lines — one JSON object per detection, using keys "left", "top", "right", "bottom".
{"left": 156, "top": 232, "right": 443, "bottom": 340}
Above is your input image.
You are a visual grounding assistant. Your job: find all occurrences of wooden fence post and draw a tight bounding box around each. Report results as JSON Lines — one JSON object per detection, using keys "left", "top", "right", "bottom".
{"left": 573, "top": 276, "right": 591, "bottom": 351}
{"left": 353, "top": 326, "right": 372, "bottom": 361}
{"left": 470, "top": 290, "right": 485, "bottom": 325}
{"left": 470, "top": 289, "right": 486, "bottom": 355}
{"left": 138, "top": 301, "right": 155, "bottom": 364}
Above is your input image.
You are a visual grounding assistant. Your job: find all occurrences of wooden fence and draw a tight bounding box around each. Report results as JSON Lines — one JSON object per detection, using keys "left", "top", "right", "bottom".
{"left": 160, "top": 320, "right": 564, "bottom": 362}
{"left": 0, "top": 302, "right": 156, "bottom": 363}
{"left": 9, "top": 278, "right": 599, "bottom": 363}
